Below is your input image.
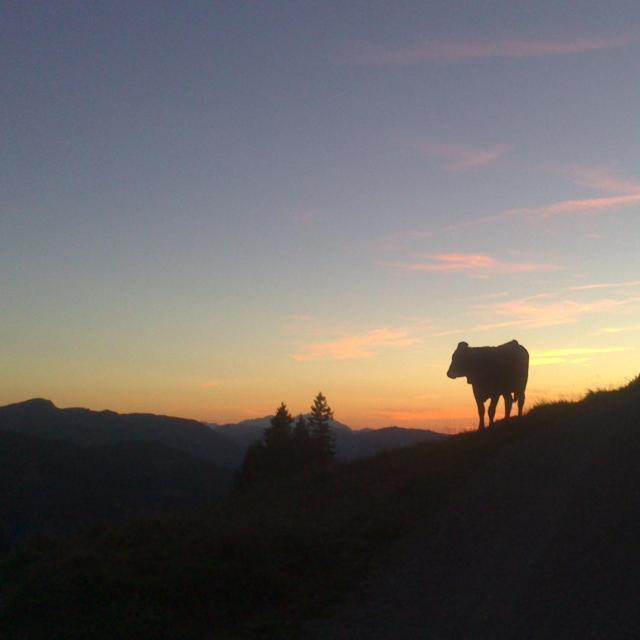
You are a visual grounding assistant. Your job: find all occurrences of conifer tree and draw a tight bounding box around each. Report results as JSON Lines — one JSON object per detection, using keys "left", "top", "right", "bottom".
{"left": 264, "top": 402, "right": 293, "bottom": 449}
{"left": 308, "top": 392, "right": 335, "bottom": 464}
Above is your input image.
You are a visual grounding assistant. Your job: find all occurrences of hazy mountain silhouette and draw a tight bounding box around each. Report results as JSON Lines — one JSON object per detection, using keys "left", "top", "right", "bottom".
{"left": 213, "top": 415, "right": 447, "bottom": 459}
{"left": 0, "top": 398, "right": 243, "bottom": 468}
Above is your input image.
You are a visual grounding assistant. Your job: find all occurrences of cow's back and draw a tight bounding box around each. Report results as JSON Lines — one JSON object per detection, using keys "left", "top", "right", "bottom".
{"left": 471, "top": 340, "right": 528, "bottom": 395}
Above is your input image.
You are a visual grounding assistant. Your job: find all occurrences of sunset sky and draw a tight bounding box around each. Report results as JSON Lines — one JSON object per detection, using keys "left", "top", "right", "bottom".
{"left": 3, "top": 2, "right": 640, "bottom": 431}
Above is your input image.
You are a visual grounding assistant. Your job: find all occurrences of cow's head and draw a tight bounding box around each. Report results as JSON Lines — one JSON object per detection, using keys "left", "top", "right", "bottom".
{"left": 447, "top": 341, "right": 470, "bottom": 379}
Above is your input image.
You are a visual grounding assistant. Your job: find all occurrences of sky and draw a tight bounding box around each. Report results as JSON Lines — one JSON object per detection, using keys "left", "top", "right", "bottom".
{"left": 2, "top": 1, "right": 640, "bottom": 431}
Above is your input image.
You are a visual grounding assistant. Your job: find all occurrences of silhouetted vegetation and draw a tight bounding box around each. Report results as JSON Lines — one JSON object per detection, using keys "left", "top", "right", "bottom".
{"left": 236, "top": 394, "right": 336, "bottom": 489}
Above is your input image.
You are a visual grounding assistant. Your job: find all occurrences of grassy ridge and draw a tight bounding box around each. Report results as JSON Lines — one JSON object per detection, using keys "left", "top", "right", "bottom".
{"left": 2, "top": 378, "right": 638, "bottom": 639}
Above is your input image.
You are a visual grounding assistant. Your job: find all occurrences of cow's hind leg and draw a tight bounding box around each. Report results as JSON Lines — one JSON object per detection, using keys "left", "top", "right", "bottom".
{"left": 517, "top": 391, "right": 525, "bottom": 417}
{"left": 476, "top": 400, "right": 485, "bottom": 430}
{"left": 503, "top": 393, "right": 513, "bottom": 420}
{"left": 488, "top": 396, "right": 499, "bottom": 427}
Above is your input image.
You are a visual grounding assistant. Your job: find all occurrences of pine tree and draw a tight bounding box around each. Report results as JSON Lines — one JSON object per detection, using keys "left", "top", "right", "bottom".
{"left": 308, "top": 392, "right": 335, "bottom": 464}
{"left": 264, "top": 402, "right": 293, "bottom": 449}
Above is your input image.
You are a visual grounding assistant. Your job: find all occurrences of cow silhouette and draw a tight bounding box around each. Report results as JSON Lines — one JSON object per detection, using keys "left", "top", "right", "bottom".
{"left": 447, "top": 340, "right": 529, "bottom": 430}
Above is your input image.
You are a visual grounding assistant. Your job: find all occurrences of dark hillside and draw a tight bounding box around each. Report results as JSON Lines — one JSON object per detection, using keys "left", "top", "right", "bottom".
{"left": 0, "top": 431, "right": 232, "bottom": 544}
{"left": 308, "top": 378, "right": 640, "bottom": 639}
{"left": 2, "top": 378, "right": 639, "bottom": 639}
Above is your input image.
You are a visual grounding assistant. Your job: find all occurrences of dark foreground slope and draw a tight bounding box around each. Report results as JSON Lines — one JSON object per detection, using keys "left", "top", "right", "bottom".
{"left": 309, "top": 379, "right": 640, "bottom": 639}
{"left": 2, "top": 378, "right": 639, "bottom": 639}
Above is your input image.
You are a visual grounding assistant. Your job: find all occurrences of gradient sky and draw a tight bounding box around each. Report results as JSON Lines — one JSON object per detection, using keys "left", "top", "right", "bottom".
{"left": 3, "top": 2, "right": 640, "bottom": 430}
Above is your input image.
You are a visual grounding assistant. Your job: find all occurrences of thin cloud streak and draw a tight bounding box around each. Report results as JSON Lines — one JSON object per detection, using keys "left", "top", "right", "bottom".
{"left": 531, "top": 346, "right": 629, "bottom": 366}
{"left": 292, "top": 328, "right": 418, "bottom": 361}
{"left": 568, "top": 280, "right": 640, "bottom": 291}
{"left": 593, "top": 323, "right": 640, "bottom": 335}
{"left": 347, "top": 33, "right": 635, "bottom": 65}
{"left": 516, "top": 192, "right": 640, "bottom": 219}
{"left": 385, "top": 253, "right": 560, "bottom": 276}
{"left": 484, "top": 296, "right": 640, "bottom": 329}
{"left": 565, "top": 166, "right": 640, "bottom": 194}
{"left": 440, "top": 166, "right": 640, "bottom": 232}
{"left": 403, "top": 140, "right": 511, "bottom": 171}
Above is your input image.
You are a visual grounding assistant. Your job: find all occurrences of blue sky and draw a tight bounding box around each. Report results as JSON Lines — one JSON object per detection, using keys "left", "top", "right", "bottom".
{"left": 2, "top": 2, "right": 640, "bottom": 428}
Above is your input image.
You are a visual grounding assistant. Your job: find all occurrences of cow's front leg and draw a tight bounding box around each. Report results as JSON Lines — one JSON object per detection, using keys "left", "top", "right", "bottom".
{"left": 487, "top": 395, "right": 499, "bottom": 427}
{"left": 503, "top": 393, "right": 513, "bottom": 419}
{"left": 476, "top": 400, "right": 485, "bottom": 430}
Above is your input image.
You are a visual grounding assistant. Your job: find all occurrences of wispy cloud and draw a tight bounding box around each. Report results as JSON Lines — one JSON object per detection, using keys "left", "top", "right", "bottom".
{"left": 565, "top": 166, "right": 640, "bottom": 195}
{"left": 516, "top": 192, "right": 640, "bottom": 219}
{"left": 292, "top": 328, "right": 417, "bottom": 361}
{"left": 568, "top": 280, "right": 640, "bottom": 291}
{"left": 347, "top": 33, "right": 635, "bottom": 65}
{"left": 593, "top": 323, "right": 640, "bottom": 335}
{"left": 486, "top": 295, "right": 640, "bottom": 328}
{"left": 384, "top": 253, "right": 560, "bottom": 276}
{"left": 403, "top": 140, "right": 511, "bottom": 171}
{"left": 440, "top": 166, "right": 640, "bottom": 232}
{"left": 531, "top": 346, "right": 629, "bottom": 366}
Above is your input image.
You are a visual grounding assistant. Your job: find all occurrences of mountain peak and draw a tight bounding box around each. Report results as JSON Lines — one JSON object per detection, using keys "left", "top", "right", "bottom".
{"left": 5, "top": 398, "right": 57, "bottom": 411}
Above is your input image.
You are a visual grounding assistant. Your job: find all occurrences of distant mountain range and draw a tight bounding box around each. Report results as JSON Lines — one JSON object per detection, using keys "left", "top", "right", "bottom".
{"left": 211, "top": 415, "right": 448, "bottom": 459}
{"left": 0, "top": 398, "right": 448, "bottom": 543}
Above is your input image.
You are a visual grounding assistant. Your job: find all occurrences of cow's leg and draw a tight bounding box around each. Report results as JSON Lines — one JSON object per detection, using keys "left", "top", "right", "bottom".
{"left": 487, "top": 395, "right": 498, "bottom": 427}
{"left": 476, "top": 400, "right": 485, "bottom": 430}
{"left": 517, "top": 391, "right": 525, "bottom": 417}
{"left": 503, "top": 393, "right": 513, "bottom": 419}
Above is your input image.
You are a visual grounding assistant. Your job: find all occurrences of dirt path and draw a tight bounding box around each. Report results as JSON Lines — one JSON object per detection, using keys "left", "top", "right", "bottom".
{"left": 306, "top": 410, "right": 640, "bottom": 639}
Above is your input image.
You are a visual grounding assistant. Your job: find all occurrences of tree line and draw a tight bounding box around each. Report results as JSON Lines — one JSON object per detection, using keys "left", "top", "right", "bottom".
{"left": 236, "top": 392, "right": 335, "bottom": 488}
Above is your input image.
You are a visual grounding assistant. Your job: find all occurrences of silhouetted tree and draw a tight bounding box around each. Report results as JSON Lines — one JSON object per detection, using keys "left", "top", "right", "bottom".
{"left": 292, "top": 414, "right": 309, "bottom": 442}
{"left": 264, "top": 402, "right": 294, "bottom": 450}
{"left": 309, "top": 392, "right": 335, "bottom": 464}
{"left": 237, "top": 403, "right": 295, "bottom": 488}
{"left": 236, "top": 440, "right": 266, "bottom": 489}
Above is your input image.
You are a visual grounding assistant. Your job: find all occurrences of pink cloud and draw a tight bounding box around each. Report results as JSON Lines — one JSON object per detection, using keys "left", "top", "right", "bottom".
{"left": 487, "top": 295, "right": 640, "bottom": 328}
{"left": 565, "top": 166, "right": 640, "bottom": 195}
{"left": 292, "top": 328, "right": 417, "bottom": 362}
{"left": 348, "top": 34, "right": 635, "bottom": 65}
{"left": 517, "top": 192, "right": 640, "bottom": 219}
{"left": 385, "top": 253, "right": 560, "bottom": 276}
{"left": 404, "top": 141, "right": 511, "bottom": 171}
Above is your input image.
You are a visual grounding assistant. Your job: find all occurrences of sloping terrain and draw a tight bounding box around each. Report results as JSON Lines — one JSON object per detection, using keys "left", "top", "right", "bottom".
{"left": 308, "top": 382, "right": 640, "bottom": 639}
{"left": 1, "top": 379, "right": 638, "bottom": 639}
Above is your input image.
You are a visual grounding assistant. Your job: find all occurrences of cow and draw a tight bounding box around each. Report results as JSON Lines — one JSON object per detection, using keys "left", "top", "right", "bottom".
{"left": 447, "top": 340, "right": 529, "bottom": 430}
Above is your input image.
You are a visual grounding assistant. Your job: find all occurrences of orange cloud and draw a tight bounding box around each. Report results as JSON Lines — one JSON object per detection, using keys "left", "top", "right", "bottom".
{"left": 404, "top": 141, "right": 510, "bottom": 171}
{"left": 385, "top": 253, "right": 560, "bottom": 276}
{"left": 347, "top": 33, "right": 634, "bottom": 65}
{"left": 292, "top": 328, "right": 417, "bottom": 361}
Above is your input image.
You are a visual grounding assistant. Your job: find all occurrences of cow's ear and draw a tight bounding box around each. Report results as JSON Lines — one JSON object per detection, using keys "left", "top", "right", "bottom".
{"left": 458, "top": 341, "right": 469, "bottom": 350}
